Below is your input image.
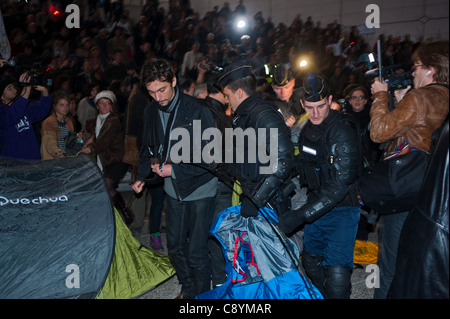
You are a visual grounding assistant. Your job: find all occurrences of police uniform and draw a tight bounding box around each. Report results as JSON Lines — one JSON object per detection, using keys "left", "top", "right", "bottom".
{"left": 278, "top": 74, "right": 363, "bottom": 299}
{"left": 266, "top": 64, "right": 305, "bottom": 120}
{"left": 217, "top": 59, "right": 295, "bottom": 217}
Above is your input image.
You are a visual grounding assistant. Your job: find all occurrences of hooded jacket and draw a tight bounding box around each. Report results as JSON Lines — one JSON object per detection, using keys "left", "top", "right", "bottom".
{"left": 0, "top": 95, "right": 51, "bottom": 160}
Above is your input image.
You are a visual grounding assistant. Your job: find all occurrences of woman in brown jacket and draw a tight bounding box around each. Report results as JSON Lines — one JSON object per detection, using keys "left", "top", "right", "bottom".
{"left": 40, "top": 94, "right": 75, "bottom": 160}
{"left": 77, "top": 90, "right": 133, "bottom": 225}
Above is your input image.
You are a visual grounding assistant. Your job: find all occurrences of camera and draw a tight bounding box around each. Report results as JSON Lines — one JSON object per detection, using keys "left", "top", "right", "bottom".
{"left": 365, "top": 64, "right": 413, "bottom": 92}
{"left": 29, "top": 71, "right": 53, "bottom": 87}
{"left": 20, "top": 63, "right": 53, "bottom": 87}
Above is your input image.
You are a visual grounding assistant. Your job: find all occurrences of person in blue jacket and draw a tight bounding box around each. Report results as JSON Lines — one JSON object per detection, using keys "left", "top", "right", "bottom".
{"left": 0, "top": 73, "right": 51, "bottom": 161}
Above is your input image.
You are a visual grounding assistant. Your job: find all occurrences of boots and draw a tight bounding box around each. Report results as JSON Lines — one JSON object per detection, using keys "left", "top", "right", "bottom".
{"left": 112, "top": 192, "right": 134, "bottom": 226}
{"left": 324, "top": 266, "right": 352, "bottom": 299}
{"left": 302, "top": 251, "right": 327, "bottom": 298}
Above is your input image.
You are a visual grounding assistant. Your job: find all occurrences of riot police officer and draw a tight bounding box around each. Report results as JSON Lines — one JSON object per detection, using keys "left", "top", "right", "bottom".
{"left": 278, "top": 73, "right": 364, "bottom": 299}
{"left": 266, "top": 64, "right": 305, "bottom": 127}
{"left": 217, "top": 59, "right": 295, "bottom": 218}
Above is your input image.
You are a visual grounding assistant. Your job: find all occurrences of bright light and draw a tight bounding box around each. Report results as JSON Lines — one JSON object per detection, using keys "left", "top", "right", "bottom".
{"left": 237, "top": 20, "right": 246, "bottom": 28}
{"left": 300, "top": 60, "right": 308, "bottom": 67}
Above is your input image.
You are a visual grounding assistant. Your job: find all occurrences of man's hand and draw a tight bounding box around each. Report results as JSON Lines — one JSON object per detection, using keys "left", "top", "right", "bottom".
{"left": 394, "top": 85, "right": 411, "bottom": 102}
{"left": 132, "top": 180, "right": 145, "bottom": 194}
{"left": 152, "top": 163, "right": 172, "bottom": 178}
{"left": 330, "top": 101, "right": 341, "bottom": 112}
{"left": 277, "top": 208, "right": 307, "bottom": 235}
{"left": 76, "top": 147, "right": 91, "bottom": 156}
{"left": 285, "top": 115, "right": 295, "bottom": 127}
{"left": 240, "top": 197, "right": 259, "bottom": 218}
{"left": 371, "top": 77, "right": 388, "bottom": 95}
{"left": 34, "top": 85, "right": 49, "bottom": 96}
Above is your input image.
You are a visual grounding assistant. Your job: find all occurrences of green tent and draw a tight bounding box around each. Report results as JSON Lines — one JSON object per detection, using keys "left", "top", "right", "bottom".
{"left": 97, "top": 209, "right": 176, "bottom": 299}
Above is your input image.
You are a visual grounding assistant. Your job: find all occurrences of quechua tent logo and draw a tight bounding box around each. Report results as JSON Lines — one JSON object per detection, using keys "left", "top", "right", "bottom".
{"left": 0, "top": 195, "right": 69, "bottom": 206}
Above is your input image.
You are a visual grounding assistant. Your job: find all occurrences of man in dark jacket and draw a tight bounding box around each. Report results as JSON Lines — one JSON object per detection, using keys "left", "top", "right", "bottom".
{"left": 203, "top": 71, "right": 232, "bottom": 289}
{"left": 217, "top": 59, "right": 294, "bottom": 219}
{"left": 278, "top": 73, "right": 363, "bottom": 299}
{"left": 388, "top": 122, "right": 449, "bottom": 299}
{"left": 132, "top": 58, "right": 217, "bottom": 299}
{"left": 266, "top": 64, "right": 304, "bottom": 127}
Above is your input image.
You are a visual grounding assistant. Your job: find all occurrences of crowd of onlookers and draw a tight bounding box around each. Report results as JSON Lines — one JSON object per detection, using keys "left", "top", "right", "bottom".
{"left": 0, "top": 0, "right": 437, "bottom": 138}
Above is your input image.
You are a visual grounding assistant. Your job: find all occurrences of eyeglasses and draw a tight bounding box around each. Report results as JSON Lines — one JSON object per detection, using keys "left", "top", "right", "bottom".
{"left": 351, "top": 96, "right": 365, "bottom": 101}
{"left": 411, "top": 64, "right": 423, "bottom": 72}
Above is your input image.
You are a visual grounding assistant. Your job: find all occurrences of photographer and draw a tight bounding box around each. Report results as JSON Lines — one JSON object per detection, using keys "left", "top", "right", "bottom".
{"left": 0, "top": 72, "right": 51, "bottom": 161}
{"left": 369, "top": 39, "right": 449, "bottom": 299}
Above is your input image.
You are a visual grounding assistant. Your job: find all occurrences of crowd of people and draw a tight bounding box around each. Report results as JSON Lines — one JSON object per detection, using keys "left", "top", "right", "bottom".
{"left": 1, "top": 0, "right": 430, "bottom": 105}
{"left": 1, "top": 0, "right": 448, "bottom": 300}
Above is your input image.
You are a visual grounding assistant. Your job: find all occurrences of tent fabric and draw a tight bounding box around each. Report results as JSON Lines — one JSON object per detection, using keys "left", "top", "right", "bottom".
{"left": 97, "top": 208, "right": 176, "bottom": 299}
{"left": 196, "top": 205, "right": 323, "bottom": 299}
{"left": 0, "top": 155, "right": 175, "bottom": 299}
{"left": 353, "top": 240, "right": 378, "bottom": 264}
{"left": 0, "top": 155, "right": 114, "bottom": 299}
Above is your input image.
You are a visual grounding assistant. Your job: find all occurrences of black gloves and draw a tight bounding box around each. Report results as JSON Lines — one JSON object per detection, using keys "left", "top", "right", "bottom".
{"left": 240, "top": 197, "right": 260, "bottom": 218}
{"left": 277, "top": 208, "right": 307, "bottom": 235}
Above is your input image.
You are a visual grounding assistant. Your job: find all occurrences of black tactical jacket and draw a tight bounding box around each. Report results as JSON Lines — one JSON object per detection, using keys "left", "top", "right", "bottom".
{"left": 296, "top": 110, "right": 363, "bottom": 222}
{"left": 228, "top": 91, "right": 295, "bottom": 208}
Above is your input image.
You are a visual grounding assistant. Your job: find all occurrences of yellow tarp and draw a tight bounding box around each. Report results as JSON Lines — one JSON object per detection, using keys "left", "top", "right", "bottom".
{"left": 354, "top": 240, "right": 378, "bottom": 264}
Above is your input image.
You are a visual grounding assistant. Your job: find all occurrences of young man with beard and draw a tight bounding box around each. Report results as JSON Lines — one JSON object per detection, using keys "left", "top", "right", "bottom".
{"left": 132, "top": 58, "right": 216, "bottom": 299}
{"left": 277, "top": 73, "right": 363, "bottom": 299}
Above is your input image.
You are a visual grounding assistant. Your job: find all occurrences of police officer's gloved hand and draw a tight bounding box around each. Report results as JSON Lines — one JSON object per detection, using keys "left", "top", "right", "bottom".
{"left": 277, "top": 208, "right": 307, "bottom": 235}
{"left": 240, "top": 197, "right": 260, "bottom": 218}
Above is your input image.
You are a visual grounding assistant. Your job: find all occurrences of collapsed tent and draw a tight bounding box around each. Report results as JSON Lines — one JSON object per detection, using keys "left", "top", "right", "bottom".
{"left": 196, "top": 206, "right": 323, "bottom": 299}
{"left": 98, "top": 208, "right": 175, "bottom": 299}
{"left": 0, "top": 154, "right": 175, "bottom": 299}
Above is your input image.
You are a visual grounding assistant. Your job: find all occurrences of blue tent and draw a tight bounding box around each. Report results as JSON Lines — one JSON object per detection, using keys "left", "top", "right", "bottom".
{"left": 197, "top": 206, "right": 323, "bottom": 299}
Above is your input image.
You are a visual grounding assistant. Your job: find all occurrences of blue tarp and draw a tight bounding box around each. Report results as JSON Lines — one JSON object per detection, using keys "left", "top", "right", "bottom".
{"left": 196, "top": 205, "right": 323, "bottom": 299}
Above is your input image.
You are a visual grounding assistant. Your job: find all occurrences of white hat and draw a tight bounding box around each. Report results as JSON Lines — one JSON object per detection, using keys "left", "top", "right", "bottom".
{"left": 94, "top": 90, "right": 116, "bottom": 104}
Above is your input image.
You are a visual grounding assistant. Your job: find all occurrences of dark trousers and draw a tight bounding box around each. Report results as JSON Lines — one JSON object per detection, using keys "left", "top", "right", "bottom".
{"left": 304, "top": 206, "right": 360, "bottom": 269}
{"left": 210, "top": 181, "right": 232, "bottom": 288}
{"left": 165, "top": 195, "right": 216, "bottom": 298}
{"left": 147, "top": 183, "right": 165, "bottom": 234}
{"left": 374, "top": 211, "right": 409, "bottom": 299}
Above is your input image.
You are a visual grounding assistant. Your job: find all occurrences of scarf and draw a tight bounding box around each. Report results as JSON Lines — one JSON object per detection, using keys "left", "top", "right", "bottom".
{"left": 152, "top": 86, "right": 181, "bottom": 164}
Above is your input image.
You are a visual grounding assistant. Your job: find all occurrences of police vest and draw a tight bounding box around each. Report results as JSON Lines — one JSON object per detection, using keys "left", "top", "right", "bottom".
{"left": 297, "top": 111, "right": 364, "bottom": 192}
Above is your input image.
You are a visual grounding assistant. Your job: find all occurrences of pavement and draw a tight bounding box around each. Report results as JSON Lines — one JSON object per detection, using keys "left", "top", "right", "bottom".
{"left": 121, "top": 188, "right": 379, "bottom": 300}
